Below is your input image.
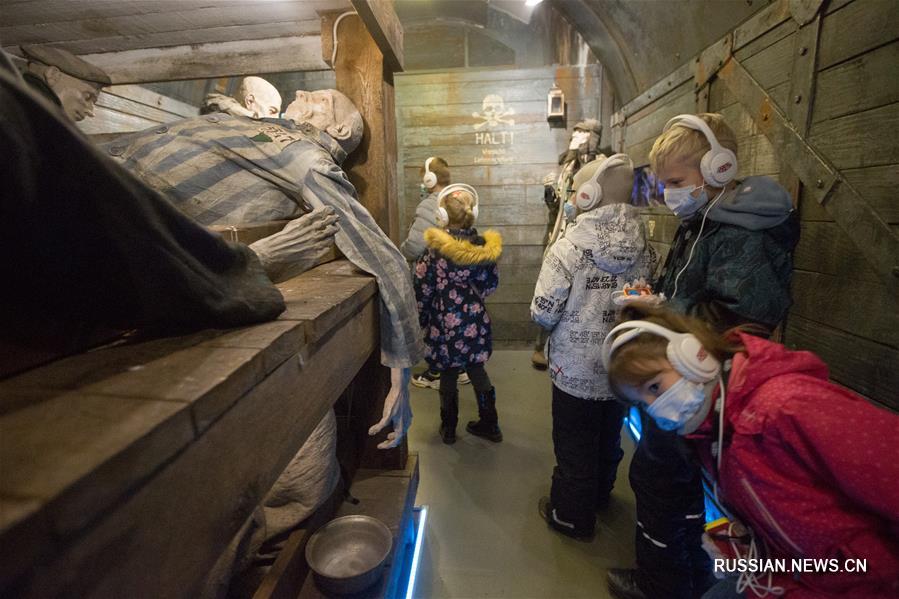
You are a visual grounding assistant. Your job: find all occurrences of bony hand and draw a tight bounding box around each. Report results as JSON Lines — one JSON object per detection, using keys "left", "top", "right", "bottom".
{"left": 204, "top": 93, "right": 246, "bottom": 115}
{"left": 368, "top": 367, "right": 412, "bottom": 449}
{"left": 248, "top": 207, "right": 339, "bottom": 283}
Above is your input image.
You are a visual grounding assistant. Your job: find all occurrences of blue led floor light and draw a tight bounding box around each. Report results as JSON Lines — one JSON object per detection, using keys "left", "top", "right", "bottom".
{"left": 405, "top": 505, "right": 428, "bottom": 599}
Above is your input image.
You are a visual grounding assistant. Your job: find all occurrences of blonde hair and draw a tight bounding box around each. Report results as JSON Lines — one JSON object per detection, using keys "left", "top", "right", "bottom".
{"left": 607, "top": 303, "right": 747, "bottom": 401}
{"left": 442, "top": 189, "right": 476, "bottom": 229}
{"left": 649, "top": 113, "right": 738, "bottom": 174}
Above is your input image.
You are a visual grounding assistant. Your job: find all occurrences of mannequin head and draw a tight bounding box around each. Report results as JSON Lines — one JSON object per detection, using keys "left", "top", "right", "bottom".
{"left": 285, "top": 89, "right": 363, "bottom": 155}
{"left": 21, "top": 45, "right": 110, "bottom": 122}
{"left": 234, "top": 76, "right": 282, "bottom": 119}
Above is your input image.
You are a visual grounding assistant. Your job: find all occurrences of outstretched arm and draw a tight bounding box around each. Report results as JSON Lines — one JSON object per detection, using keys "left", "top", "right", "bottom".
{"left": 368, "top": 367, "right": 412, "bottom": 449}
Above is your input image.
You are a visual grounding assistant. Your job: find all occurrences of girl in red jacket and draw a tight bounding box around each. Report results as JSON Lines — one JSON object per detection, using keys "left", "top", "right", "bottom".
{"left": 603, "top": 303, "right": 899, "bottom": 599}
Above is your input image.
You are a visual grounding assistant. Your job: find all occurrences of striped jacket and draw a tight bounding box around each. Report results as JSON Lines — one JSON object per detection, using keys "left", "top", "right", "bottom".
{"left": 104, "top": 114, "right": 424, "bottom": 368}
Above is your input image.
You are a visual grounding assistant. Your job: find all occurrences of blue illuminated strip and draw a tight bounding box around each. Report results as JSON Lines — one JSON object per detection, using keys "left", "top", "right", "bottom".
{"left": 405, "top": 506, "right": 428, "bottom": 599}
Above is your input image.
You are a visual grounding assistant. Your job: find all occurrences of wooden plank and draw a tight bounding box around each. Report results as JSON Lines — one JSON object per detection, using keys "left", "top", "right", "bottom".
{"left": 0, "top": 1, "right": 326, "bottom": 32}
{"left": 808, "top": 102, "right": 899, "bottom": 170}
{"left": 491, "top": 282, "right": 539, "bottom": 305}
{"left": 350, "top": 0, "right": 404, "bottom": 72}
{"left": 739, "top": 29, "right": 797, "bottom": 92}
{"left": 623, "top": 83, "right": 695, "bottom": 147}
{"left": 784, "top": 315, "right": 898, "bottom": 410}
{"left": 0, "top": 497, "right": 52, "bottom": 589}
{"left": 398, "top": 99, "right": 598, "bottom": 128}
{"left": 790, "top": 270, "right": 899, "bottom": 347}
{"left": 103, "top": 84, "right": 200, "bottom": 118}
{"left": 78, "top": 36, "right": 327, "bottom": 84}
{"left": 76, "top": 106, "right": 159, "bottom": 135}
{"left": 486, "top": 225, "right": 547, "bottom": 246}
{"left": 396, "top": 65, "right": 599, "bottom": 86}
{"left": 799, "top": 164, "right": 899, "bottom": 223}
{"left": 277, "top": 270, "right": 378, "bottom": 344}
{"left": 793, "top": 222, "right": 881, "bottom": 283}
{"left": 734, "top": 17, "right": 797, "bottom": 63}
{"left": 478, "top": 203, "right": 549, "bottom": 227}
{"left": 402, "top": 163, "right": 558, "bottom": 187}
{"left": 818, "top": 0, "right": 899, "bottom": 69}
{"left": 14, "top": 298, "right": 378, "bottom": 599}
{"left": 3, "top": 21, "right": 323, "bottom": 57}
{"left": 491, "top": 320, "right": 540, "bottom": 342}
{"left": 736, "top": 133, "right": 781, "bottom": 177}
{"left": 403, "top": 144, "right": 560, "bottom": 170}
{"left": 493, "top": 244, "right": 545, "bottom": 265}
{"left": 0, "top": 393, "right": 195, "bottom": 542}
{"left": 397, "top": 76, "right": 574, "bottom": 107}
{"left": 813, "top": 40, "right": 899, "bottom": 123}
{"left": 639, "top": 211, "right": 680, "bottom": 246}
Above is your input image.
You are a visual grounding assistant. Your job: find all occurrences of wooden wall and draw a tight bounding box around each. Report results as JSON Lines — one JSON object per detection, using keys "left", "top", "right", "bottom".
{"left": 76, "top": 84, "right": 198, "bottom": 139}
{"left": 396, "top": 65, "right": 607, "bottom": 344}
{"left": 618, "top": 0, "right": 898, "bottom": 410}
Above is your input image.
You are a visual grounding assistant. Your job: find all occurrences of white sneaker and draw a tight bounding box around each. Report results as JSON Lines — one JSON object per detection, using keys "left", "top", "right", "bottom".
{"left": 459, "top": 372, "right": 471, "bottom": 385}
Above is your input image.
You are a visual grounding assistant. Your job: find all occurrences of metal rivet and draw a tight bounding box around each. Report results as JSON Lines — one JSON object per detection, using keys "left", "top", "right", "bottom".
{"left": 155, "top": 125, "right": 168, "bottom": 134}
{"left": 108, "top": 146, "right": 125, "bottom": 157}
{"left": 794, "top": 95, "right": 802, "bottom": 104}
{"left": 799, "top": 46, "right": 808, "bottom": 56}
{"left": 206, "top": 115, "right": 219, "bottom": 123}
{"left": 816, "top": 179, "right": 825, "bottom": 188}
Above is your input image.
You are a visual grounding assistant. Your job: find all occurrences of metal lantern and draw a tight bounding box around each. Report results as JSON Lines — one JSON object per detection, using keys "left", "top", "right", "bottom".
{"left": 547, "top": 84, "right": 565, "bottom": 121}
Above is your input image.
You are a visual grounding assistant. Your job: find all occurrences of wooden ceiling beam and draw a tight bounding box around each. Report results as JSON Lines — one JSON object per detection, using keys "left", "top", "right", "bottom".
{"left": 79, "top": 36, "right": 328, "bottom": 84}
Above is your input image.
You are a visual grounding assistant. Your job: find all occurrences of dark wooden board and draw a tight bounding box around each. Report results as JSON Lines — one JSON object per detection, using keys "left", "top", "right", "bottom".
{"left": 809, "top": 102, "right": 899, "bottom": 170}
{"left": 813, "top": 40, "right": 899, "bottom": 123}
{"left": 798, "top": 164, "right": 899, "bottom": 224}
{"left": 818, "top": 0, "right": 899, "bottom": 69}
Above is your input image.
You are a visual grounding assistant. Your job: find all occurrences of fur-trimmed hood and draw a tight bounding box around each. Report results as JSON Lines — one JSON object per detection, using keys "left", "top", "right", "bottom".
{"left": 423, "top": 227, "right": 502, "bottom": 265}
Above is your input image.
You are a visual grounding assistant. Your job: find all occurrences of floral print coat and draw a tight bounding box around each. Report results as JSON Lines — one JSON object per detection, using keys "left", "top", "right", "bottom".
{"left": 413, "top": 227, "right": 502, "bottom": 371}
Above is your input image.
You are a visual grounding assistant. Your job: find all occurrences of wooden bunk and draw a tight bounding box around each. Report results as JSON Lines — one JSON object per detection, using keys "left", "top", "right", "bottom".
{"left": 1, "top": 1, "right": 416, "bottom": 597}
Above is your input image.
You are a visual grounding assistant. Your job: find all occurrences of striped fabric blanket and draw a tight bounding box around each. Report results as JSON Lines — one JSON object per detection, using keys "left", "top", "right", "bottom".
{"left": 104, "top": 114, "right": 424, "bottom": 368}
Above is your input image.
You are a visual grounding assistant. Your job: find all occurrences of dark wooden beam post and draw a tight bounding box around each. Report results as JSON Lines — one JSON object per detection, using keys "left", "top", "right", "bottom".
{"left": 322, "top": 9, "right": 407, "bottom": 469}
{"left": 322, "top": 11, "right": 400, "bottom": 243}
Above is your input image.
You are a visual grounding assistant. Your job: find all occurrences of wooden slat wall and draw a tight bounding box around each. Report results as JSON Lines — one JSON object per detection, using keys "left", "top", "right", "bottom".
{"left": 618, "top": 0, "right": 898, "bottom": 410}
{"left": 396, "top": 65, "right": 603, "bottom": 343}
{"left": 76, "top": 84, "right": 199, "bottom": 137}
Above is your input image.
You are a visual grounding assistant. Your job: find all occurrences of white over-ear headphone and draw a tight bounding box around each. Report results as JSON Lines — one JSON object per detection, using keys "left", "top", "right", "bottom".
{"left": 575, "top": 153, "right": 634, "bottom": 211}
{"left": 436, "top": 183, "right": 479, "bottom": 227}
{"left": 663, "top": 115, "right": 738, "bottom": 187}
{"left": 422, "top": 156, "right": 438, "bottom": 190}
{"left": 602, "top": 320, "right": 720, "bottom": 383}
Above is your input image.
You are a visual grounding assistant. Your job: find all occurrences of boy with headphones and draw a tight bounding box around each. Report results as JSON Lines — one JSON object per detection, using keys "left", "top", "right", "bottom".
{"left": 530, "top": 154, "right": 656, "bottom": 540}
{"left": 403, "top": 157, "right": 471, "bottom": 389}
{"left": 606, "top": 113, "right": 799, "bottom": 599}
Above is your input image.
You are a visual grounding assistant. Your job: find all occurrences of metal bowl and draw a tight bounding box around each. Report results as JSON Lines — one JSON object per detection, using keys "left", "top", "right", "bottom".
{"left": 305, "top": 515, "right": 393, "bottom": 595}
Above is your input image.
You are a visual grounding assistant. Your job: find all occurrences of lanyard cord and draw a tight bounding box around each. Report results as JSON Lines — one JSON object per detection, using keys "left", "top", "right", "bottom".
{"left": 671, "top": 187, "right": 726, "bottom": 300}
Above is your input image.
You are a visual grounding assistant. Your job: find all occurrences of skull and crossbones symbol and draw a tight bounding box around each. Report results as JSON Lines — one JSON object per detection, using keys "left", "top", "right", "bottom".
{"left": 472, "top": 94, "right": 515, "bottom": 129}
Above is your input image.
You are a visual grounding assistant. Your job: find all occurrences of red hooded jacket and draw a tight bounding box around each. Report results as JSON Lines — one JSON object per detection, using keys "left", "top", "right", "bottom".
{"left": 690, "top": 333, "right": 899, "bottom": 598}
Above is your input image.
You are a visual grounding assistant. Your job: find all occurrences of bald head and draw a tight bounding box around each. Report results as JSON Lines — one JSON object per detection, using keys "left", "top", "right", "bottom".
{"left": 234, "top": 76, "right": 282, "bottom": 119}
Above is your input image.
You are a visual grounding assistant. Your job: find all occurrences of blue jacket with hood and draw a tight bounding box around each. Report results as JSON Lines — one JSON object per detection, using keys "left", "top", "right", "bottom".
{"left": 655, "top": 176, "right": 799, "bottom": 333}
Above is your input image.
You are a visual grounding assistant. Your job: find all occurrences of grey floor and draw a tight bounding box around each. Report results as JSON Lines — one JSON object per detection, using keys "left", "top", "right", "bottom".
{"left": 407, "top": 350, "right": 637, "bottom": 599}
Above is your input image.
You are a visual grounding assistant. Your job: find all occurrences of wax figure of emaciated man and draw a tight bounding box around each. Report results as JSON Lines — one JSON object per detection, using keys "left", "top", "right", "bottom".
{"left": 19, "top": 44, "right": 111, "bottom": 122}
{"left": 104, "top": 86, "right": 425, "bottom": 448}
{"left": 204, "top": 76, "right": 283, "bottom": 119}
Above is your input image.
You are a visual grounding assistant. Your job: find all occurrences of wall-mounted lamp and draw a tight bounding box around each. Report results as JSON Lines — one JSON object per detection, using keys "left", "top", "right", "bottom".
{"left": 547, "top": 83, "right": 565, "bottom": 122}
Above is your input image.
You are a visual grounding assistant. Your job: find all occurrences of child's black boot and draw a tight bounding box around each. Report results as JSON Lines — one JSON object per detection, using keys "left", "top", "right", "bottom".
{"left": 466, "top": 387, "right": 502, "bottom": 442}
{"left": 439, "top": 389, "right": 458, "bottom": 444}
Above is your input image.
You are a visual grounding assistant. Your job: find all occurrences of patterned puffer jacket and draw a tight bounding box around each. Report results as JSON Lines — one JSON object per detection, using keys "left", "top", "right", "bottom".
{"left": 413, "top": 227, "right": 502, "bottom": 371}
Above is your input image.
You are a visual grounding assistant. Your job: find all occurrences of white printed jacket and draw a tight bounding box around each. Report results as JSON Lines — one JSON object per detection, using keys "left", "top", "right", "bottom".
{"left": 531, "top": 203, "right": 656, "bottom": 400}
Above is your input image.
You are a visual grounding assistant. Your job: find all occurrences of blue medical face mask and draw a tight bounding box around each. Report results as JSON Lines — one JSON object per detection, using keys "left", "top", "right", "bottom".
{"left": 664, "top": 184, "right": 708, "bottom": 218}
{"left": 563, "top": 201, "right": 577, "bottom": 222}
{"left": 646, "top": 376, "right": 708, "bottom": 432}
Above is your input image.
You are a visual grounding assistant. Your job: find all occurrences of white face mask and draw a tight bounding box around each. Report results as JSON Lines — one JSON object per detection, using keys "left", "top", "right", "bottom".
{"left": 664, "top": 184, "right": 708, "bottom": 218}
{"left": 646, "top": 377, "right": 708, "bottom": 432}
{"left": 563, "top": 201, "right": 577, "bottom": 222}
